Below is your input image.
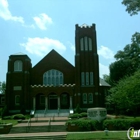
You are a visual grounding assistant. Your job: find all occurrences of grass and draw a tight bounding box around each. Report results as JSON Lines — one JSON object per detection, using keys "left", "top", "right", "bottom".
{"left": 67, "top": 131, "right": 128, "bottom": 140}
{"left": 0, "top": 119, "right": 18, "bottom": 125}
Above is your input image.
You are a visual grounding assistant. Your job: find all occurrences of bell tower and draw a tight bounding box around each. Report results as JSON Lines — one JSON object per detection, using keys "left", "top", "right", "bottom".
{"left": 75, "top": 24, "right": 100, "bottom": 108}
{"left": 6, "top": 53, "right": 32, "bottom": 113}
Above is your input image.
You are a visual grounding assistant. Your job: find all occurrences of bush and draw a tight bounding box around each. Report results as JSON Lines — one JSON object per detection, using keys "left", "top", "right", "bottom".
{"left": 68, "top": 112, "right": 87, "bottom": 119}
{"left": 66, "top": 119, "right": 99, "bottom": 131}
{"left": 75, "top": 104, "right": 81, "bottom": 113}
{"left": 131, "top": 118, "right": 140, "bottom": 129}
{"left": 103, "top": 119, "right": 133, "bottom": 130}
{"left": 2, "top": 116, "right": 12, "bottom": 120}
{"left": 68, "top": 113, "right": 82, "bottom": 119}
{"left": 1, "top": 106, "right": 8, "bottom": 118}
{"left": 80, "top": 112, "right": 87, "bottom": 117}
{"left": 11, "top": 114, "right": 25, "bottom": 120}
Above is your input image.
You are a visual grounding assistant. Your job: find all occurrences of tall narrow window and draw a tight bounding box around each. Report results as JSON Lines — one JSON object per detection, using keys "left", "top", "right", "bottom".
{"left": 83, "top": 93, "right": 87, "bottom": 104}
{"left": 90, "top": 72, "right": 93, "bottom": 85}
{"left": 14, "top": 60, "right": 22, "bottom": 71}
{"left": 80, "top": 38, "right": 84, "bottom": 51}
{"left": 88, "top": 93, "right": 93, "bottom": 104}
{"left": 89, "top": 38, "right": 92, "bottom": 51}
{"left": 81, "top": 72, "right": 85, "bottom": 85}
{"left": 15, "top": 95, "right": 20, "bottom": 105}
{"left": 43, "top": 69, "right": 64, "bottom": 86}
{"left": 86, "top": 72, "right": 89, "bottom": 85}
{"left": 84, "top": 36, "right": 88, "bottom": 51}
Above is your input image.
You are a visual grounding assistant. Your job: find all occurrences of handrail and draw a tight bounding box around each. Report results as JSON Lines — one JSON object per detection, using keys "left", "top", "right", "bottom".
{"left": 58, "top": 107, "right": 60, "bottom": 116}
{"left": 48, "top": 118, "right": 51, "bottom": 132}
{"left": 44, "top": 108, "right": 47, "bottom": 117}
{"left": 26, "top": 118, "right": 31, "bottom": 133}
{"left": 35, "top": 114, "right": 38, "bottom": 122}
{"left": 52, "top": 115, "right": 55, "bottom": 122}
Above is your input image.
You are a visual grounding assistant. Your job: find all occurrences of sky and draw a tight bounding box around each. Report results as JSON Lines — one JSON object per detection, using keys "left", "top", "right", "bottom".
{"left": 0, "top": 0, "right": 140, "bottom": 82}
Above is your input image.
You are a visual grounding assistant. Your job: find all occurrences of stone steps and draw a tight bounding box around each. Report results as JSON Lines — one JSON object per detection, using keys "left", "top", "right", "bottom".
{"left": 10, "top": 124, "right": 66, "bottom": 133}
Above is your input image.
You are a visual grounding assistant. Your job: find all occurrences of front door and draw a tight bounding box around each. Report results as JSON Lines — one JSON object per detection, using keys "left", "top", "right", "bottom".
{"left": 49, "top": 94, "right": 58, "bottom": 109}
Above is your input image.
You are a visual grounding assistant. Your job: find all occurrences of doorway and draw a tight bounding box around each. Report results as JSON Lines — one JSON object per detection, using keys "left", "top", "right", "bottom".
{"left": 49, "top": 93, "right": 58, "bottom": 109}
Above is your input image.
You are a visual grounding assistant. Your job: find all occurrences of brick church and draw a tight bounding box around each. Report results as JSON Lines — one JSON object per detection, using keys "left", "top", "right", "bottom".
{"left": 5, "top": 24, "right": 110, "bottom": 113}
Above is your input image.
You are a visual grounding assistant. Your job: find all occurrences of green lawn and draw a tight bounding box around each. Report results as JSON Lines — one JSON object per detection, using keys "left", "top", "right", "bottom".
{"left": 0, "top": 119, "right": 18, "bottom": 125}
{"left": 67, "top": 131, "right": 128, "bottom": 140}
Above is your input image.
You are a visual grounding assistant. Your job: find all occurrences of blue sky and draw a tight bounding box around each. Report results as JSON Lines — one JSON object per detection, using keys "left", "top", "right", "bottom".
{"left": 0, "top": 0, "right": 140, "bottom": 82}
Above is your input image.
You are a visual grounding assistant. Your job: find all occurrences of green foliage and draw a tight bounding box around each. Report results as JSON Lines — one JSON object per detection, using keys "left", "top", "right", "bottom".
{"left": 1, "top": 106, "right": 8, "bottom": 118}
{"left": 122, "top": 0, "right": 140, "bottom": 16}
{"left": 68, "top": 112, "right": 87, "bottom": 119}
{"left": 11, "top": 114, "right": 26, "bottom": 120}
{"left": 0, "top": 81, "right": 6, "bottom": 94}
{"left": 74, "top": 104, "right": 81, "bottom": 113}
{"left": 80, "top": 112, "right": 87, "bottom": 118}
{"left": 103, "top": 118, "right": 140, "bottom": 130}
{"left": 66, "top": 119, "right": 100, "bottom": 131}
{"left": 107, "top": 70, "right": 140, "bottom": 115}
{"left": 109, "top": 32, "right": 140, "bottom": 84}
{"left": 68, "top": 113, "right": 81, "bottom": 119}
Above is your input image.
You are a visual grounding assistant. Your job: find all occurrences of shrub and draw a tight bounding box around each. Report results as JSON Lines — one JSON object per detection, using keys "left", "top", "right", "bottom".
{"left": 80, "top": 112, "right": 87, "bottom": 117}
{"left": 2, "top": 116, "right": 12, "bottom": 120}
{"left": 103, "top": 119, "right": 133, "bottom": 130}
{"left": 75, "top": 104, "right": 81, "bottom": 113}
{"left": 66, "top": 119, "right": 99, "bottom": 131}
{"left": 131, "top": 118, "right": 140, "bottom": 129}
{"left": 68, "top": 113, "right": 81, "bottom": 119}
{"left": 11, "top": 114, "right": 25, "bottom": 120}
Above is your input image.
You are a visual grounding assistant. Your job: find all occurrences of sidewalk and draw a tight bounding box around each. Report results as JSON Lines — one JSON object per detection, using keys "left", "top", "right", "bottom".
{"left": 0, "top": 132, "right": 67, "bottom": 138}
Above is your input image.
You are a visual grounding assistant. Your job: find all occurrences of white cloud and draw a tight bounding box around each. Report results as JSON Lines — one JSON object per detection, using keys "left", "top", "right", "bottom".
{"left": 99, "top": 63, "right": 109, "bottom": 78}
{"left": 67, "top": 42, "right": 75, "bottom": 52}
{"left": 20, "top": 37, "right": 66, "bottom": 57}
{"left": 33, "top": 13, "right": 53, "bottom": 30}
{"left": 98, "top": 46, "right": 114, "bottom": 60}
{"left": 0, "top": 0, "right": 24, "bottom": 23}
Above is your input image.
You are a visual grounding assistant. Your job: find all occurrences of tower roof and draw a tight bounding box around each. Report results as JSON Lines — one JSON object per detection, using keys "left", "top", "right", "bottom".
{"left": 12, "top": 52, "right": 26, "bottom": 55}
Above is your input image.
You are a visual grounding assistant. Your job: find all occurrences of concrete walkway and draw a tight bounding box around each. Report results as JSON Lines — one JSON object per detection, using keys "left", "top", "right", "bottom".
{"left": 0, "top": 132, "right": 67, "bottom": 138}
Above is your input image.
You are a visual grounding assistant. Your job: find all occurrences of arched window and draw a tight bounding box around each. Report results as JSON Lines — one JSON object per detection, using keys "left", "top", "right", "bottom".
{"left": 83, "top": 93, "right": 87, "bottom": 104}
{"left": 15, "top": 95, "right": 20, "bottom": 105}
{"left": 14, "top": 60, "right": 23, "bottom": 71}
{"left": 43, "top": 69, "right": 64, "bottom": 86}
{"left": 88, "top": 93, "right": 93, "bottom": 104}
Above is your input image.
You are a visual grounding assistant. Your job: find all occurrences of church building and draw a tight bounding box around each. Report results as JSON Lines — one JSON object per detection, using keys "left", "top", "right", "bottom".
{"left": 5, "top": 24, "right": 110, "bottom": 113}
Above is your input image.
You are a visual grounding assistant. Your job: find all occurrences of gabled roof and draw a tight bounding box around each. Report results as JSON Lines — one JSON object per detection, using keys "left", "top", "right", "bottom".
{"left": 100, "top": 78, "right": 110, "bottom": 87}
{"left": 33, "top": 49, "right": 74, "bottom": 68}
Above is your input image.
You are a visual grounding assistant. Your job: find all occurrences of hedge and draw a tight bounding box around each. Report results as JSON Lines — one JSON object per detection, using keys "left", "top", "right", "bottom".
{"left": 68, "top": 112, "right": 87, "bottom": 119}
{"left": 11, "top": 114, "right": 26, "bottom": 120}
{"left": 66, "top": 119, "right": 100, "bottom": 131}
{"left": 103, "top": 118, "right": 140, "bottom": 130}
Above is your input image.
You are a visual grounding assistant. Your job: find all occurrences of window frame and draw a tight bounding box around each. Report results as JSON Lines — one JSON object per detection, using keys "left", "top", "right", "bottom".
{"left": 15, "top": 95, "right": 20, "bottom": 105}
{"left": 14, "top": 60, "right": 23, "bottom": 72}
{"left": 83, "top": 93, "right": 87, "bottom": 104}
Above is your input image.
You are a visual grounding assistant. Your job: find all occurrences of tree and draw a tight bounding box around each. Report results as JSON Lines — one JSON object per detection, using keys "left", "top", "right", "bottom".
{"left": 109, "top": 32, "right": 140, "bottom": 84}
{"left": 122, "top": 0, "right": 140, "bottom": 16}
{"left": 107, "top": 70, "right": 140, "bottom": 116}
{"left": 0, "top": 81, "right": 6, "bottom": 94}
